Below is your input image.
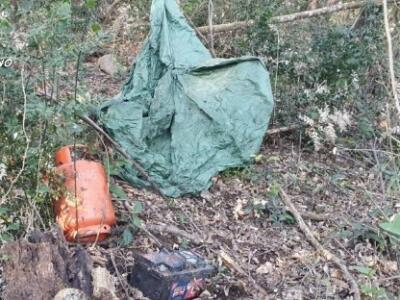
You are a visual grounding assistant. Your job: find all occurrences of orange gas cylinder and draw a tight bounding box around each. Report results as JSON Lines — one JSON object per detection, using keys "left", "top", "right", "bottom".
{"left": 54, "top": 145, "right": 116, "bottom": 243}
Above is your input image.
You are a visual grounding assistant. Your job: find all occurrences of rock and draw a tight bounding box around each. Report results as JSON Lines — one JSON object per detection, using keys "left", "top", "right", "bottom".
{"left": 256, "top": 262, "right": 274, "bottom": 274}
{"left": 54, "top": 288, "right": 88, "bottom": 300}
{"left": 92, "top": 267, "right": 119, "bottom": 300}
{"left": 98, "top": 54, "right": 119, "bottom": 76}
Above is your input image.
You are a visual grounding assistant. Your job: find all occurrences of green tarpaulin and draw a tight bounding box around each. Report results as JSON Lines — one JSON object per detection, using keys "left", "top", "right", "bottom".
{"left": 99, "top": 0, "right": 274, "bottom": 197}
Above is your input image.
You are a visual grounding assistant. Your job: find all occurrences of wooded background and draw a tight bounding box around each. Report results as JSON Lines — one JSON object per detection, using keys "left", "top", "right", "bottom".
{"left": 0, "top": 0, "right": 400, "bottom": 299}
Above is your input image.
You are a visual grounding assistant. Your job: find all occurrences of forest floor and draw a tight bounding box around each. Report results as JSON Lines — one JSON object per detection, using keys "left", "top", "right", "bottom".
{"left": 100, "top": 137, "right": 399, "bottom": 299}
{"left": 2, "top": 18, "right": 399, "bottom": 300}
{"left": 77, "top": 35, "right": 400, "bottom": 299}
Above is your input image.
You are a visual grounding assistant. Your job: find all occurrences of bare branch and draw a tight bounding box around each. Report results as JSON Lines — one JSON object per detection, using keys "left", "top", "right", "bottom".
{"left": 197, "top": 0, "right": 394, "bottom": 34}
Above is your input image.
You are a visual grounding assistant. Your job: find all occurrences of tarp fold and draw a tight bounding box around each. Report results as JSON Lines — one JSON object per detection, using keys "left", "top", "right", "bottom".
{"left": 99, "top": 0, "right": 274, "bottom": 197}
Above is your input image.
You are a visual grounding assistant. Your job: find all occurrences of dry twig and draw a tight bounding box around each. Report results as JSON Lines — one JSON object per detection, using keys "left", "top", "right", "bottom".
{"left": 279, "top": 188, "right": 361, "bottom": 300}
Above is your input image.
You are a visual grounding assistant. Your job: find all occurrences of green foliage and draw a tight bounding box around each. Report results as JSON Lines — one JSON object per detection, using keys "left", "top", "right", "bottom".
{"left": 0, "top": 0, "right": 103, "bottom": 242}
{"left": 0, "top": 207, "right": 21, "bottom": 242}
{"left": 210, "top": 1, "right": 391, "bottom": 141}
{"left": 356, "top": 265, "right": 391, "bottom": 299}
{"left": 360, "top": 284, "right": 388, "bottom": 299}
{"left": 355, "top": 265, "right": 376, "bottom": 277}
{"left": 266, "top": 183, "right": 295, "bottom": 225}
{"left": 121, "top": 201, "right": 143, "bottom": 246}
{"left": 110, "top": 184, "right": 128, "bottom": 200}
{"left": 337, "top": 223, "right": 388, "bottom": 251}
{"left": 380, "top": 214, "right": 400, "bottom": 237}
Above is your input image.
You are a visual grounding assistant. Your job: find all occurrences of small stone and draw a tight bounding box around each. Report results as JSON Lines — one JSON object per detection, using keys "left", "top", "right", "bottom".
{"left": 98, "top": 54, "right": 119, "bottom": 76}
{"left": 283, "top": 287, "right": 303, "bottom": 300}
{"left": 256, "top": 262, "right": 274, "bottom": 274}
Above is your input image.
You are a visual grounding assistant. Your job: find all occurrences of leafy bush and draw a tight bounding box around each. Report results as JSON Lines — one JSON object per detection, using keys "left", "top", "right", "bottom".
{"left": 0, "top": 0, "right": 102, "bottom": 241}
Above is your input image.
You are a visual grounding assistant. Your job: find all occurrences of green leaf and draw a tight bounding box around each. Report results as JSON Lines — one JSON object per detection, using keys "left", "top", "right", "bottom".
{"left": 132, "top": 201, "right": 143, "bottom": 214}
{"left": 267, "top": 183, "right": 280, "bottom": 198}
{"left": 360, "top": 284, "right": 387, "bottom": 297}
{"left": 86, "top": 0, "right": 96, "bottom": 9}
{"left": 37, "top": 184, "right": 50, "bottom": 194}
{"left": 379, "top": 214, "right": 400, "bottom": 237}
{"left": 0, "top": 207, "right": 9, "bottom": 215}
{"left": 280, "top": 211, "right": 295, "bottom": 224}
{"left": 122, "top": 228, "right": 133, "bottom": 246}
{"left": 91, "top": 23, "right": 101, "bottom": 33}
{"left": 6, "top": 223, "right": 20, "bottom": 231}
{"left": 110, "top": 185, "right": 128, "bottom": 200}
{"left": 0, "top": 20, "right": 11, "bottom": 29}
{"left": 132, "top": 216, "right": 142, "bottom": 228}
{"left": 0, "top": 233, "right": 12, "bottom": 242}
{"left": 109, "top": 159, "right": 128, "bottom": 176}
{"left": 355, "top": 265, "right": 375, "bottom": 277}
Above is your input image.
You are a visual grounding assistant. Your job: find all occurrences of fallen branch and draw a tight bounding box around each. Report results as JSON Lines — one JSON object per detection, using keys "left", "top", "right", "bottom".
{"left": 267, "top": 124, "right": 303, "bottom": 135}
{"left": 197, "top": 0, "right": 392, "bottom": 33}
{"left": 279, "top": 188, "right": 361, "bottom": 300}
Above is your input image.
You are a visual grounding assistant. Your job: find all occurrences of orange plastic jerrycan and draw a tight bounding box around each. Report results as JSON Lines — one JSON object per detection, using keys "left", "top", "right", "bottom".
{"left": 54, "top": 145, "right": 116, "bottom": 243}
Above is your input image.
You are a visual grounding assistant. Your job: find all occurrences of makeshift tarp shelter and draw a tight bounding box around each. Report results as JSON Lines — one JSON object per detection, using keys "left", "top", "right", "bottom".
{"left": 99, "top": 0, "right": 274, "bottom": 197}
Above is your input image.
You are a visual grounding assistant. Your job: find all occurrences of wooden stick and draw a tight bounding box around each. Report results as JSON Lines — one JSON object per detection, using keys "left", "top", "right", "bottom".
{"left": 197, "top": 0, "right": 392, "bottom": 33}
{"left": 279, "top": 188, "right": 361, "bottom": 300}
{"left": 79, "top": 115, "right": 165, "bottom": 197}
